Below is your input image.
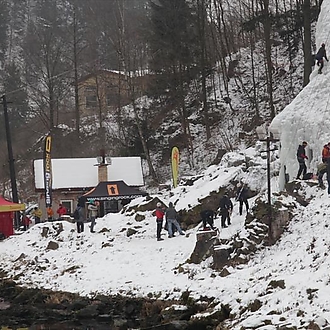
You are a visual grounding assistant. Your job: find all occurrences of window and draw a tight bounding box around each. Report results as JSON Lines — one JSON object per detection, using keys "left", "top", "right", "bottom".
{"left": 106, "top": 95, "right": 112, "bottom": 106}
{"left": 86, "top": 95, "right": 97, "bottom": 108}
{"left": 106, "top": 93, "right": 120, "bottom": 106}
{"left": 60, "top": 200, "right": 73, "bottom": 215}
{"left": 85, "top": 85, "right": 96, "bottom": 93}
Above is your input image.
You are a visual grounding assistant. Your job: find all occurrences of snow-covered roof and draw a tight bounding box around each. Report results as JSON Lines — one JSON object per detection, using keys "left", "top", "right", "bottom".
{"left": 33, "top": 157, "right": 144, "bottom": 190}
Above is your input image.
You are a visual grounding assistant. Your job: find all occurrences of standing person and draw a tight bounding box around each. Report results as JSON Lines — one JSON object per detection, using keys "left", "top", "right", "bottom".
{"left": 75, "top": 202, "right": 85, "bottom": 233}
{"left": 155, "top": 202, "right": 165, "bottom": 241}
{"left": 219, "top": 194, "right": 233, "bottom": 228}
{"left": 46, "top": 207, "right": 54, "bottom": 221}
{"left": 21, "top": 213, "right": 31, "bottom": 231}
{"left": 322, "top": 142, "right": 330, "bottom": 163}
{"left": 317, "top": 162, "right": 327, "bottom": 189}
{"left": 236, "top": 183, "right": 249, "bottom": 216}
{"left": 315, "top": 43, "right": 329, "bottom": 74}
{"left": 200, "top": 210, "right": 216, "bottom": 230}
{"left": 165, "top": 202, "right": 184, "bottom": 238}
{"left": 296, "top": 141, "right": 308, "bottom": 180}
{"left": 31, "top": 206, "right": 42, "bottom": 224}
{"left": 56, "top": 204, "right": 67, "bottom": 220}
{"left": 87, "top": 201, "right": 98, "bottom": 233}
{"left": 322, "top": 142, "right": 330, "bottom": 194}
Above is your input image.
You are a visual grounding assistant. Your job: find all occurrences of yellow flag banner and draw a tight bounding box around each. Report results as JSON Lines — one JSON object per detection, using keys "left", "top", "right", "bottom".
{"left": 171, "top": 147, "right": 179, "bottom": 188}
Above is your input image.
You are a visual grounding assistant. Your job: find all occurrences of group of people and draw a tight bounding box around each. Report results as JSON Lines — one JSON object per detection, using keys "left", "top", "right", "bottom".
{"left": 296, "top": 141, "right": 330, "bottom": 193}
{"left": 22, "top": 201, "right": 100, "bottom": 233}
{"left": 74, "top": 200, "right": 99, "bottom": 234}
{"left": 21, "top": 204, "right": 68, "bottom": 231}
{"left": 29, "top": 204, "right": 68, "bottom": 224}
{"left": 155, "top": 184, "right": 250, "bottom": 241}
{"left": 200, "top": 185, "right": 249, "bottom": 231}
{"left": 154, "top": 202, "right": 185, "bottom": 241}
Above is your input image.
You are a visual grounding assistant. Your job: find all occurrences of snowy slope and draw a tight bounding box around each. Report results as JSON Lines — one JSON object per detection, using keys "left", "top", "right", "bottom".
{"left": 271, "top": 0, "right": 330, "bottom": 187}
{"left": 1, "top": 145, "right": 330, "bottom": 327}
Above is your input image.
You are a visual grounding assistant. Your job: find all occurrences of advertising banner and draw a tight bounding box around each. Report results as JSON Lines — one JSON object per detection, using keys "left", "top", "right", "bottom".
{"left": 171, "top": 146, "right": 179, "bottom": 188}
{"left": 43, "top": 134, "right": 52, "bottom": 208}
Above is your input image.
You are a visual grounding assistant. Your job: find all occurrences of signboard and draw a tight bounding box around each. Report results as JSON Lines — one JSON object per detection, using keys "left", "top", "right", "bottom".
{"left": 43, "top": 134, "right": 52, "bottom": 208}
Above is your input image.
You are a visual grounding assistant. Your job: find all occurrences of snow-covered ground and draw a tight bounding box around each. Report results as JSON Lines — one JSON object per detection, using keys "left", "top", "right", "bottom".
{"left": 1, "top": 144, "right": 330, "bottom": 327}
{"left": 1, "top": 0, "right": 330, "bottom": 328}
{"left": 271, "top": 0, "right": 330, "bottom": 189}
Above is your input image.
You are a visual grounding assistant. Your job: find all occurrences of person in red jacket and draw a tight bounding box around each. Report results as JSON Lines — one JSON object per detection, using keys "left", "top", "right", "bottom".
{"left": 56, "top": 204, "right": 67, "bottom": 220}
{"left": 322, "top": 142, "right": 330, "bottom": 194}
{"left": 22, "top": 213, "right": 32, "bottom": 231}
{"left": 155, "top": 202, "right": 165, "bottom": 241}
{"left": 322, "top": 143, "right": 330, "bottom": 163}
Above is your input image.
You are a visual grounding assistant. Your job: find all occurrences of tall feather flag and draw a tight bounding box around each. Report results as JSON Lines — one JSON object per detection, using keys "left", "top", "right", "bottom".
{"left": 171, "top": 146, "right": 179, "bottom": 188}
{"left": 43, "top": 134, "right": 52, "bottom": 208}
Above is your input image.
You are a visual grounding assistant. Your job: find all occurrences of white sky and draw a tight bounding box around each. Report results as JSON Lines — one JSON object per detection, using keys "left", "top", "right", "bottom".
{"left": 1, "top": 1, "right": 330, "bottom": 328}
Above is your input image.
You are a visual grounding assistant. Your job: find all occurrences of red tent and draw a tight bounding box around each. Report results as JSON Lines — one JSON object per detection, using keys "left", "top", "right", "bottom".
{"left": 0, "top": 197, "right": 25, "bottom": 238}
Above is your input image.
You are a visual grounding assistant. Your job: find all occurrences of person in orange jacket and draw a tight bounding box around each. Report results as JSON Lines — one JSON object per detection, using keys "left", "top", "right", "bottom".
{"left": 46, "top": 207, "right": 54, "bottom": 221}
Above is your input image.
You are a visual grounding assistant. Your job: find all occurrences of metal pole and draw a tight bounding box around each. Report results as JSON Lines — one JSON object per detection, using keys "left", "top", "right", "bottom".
{"left": 1, "top": 95, "right": 19, "bottom": 228}
{"left": 266, "top": 136, "right": 272, "bottom": 237}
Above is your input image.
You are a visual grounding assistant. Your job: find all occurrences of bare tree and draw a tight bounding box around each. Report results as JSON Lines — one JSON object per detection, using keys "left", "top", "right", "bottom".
{"left": 23, "top": 1, "right": 70, "bottom": 132}
{"left": 303, "top": 0, "right": 312, "bottom": 86}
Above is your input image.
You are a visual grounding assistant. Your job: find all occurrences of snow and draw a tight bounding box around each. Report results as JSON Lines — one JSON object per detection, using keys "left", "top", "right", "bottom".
{"left": 1, "top": 144, "right": 330, "bottom": 327}
{"left": 270, "top": 0, "right": 330, "bottom": 188}
{"left": 2, "top": 1, "right": 330, "bottom": 328}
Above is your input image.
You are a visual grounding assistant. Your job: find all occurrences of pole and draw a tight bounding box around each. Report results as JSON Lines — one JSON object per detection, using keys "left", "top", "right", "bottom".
{"left": 1, "top": 94, "right": 19, "bottom": 228}
{"left": 266, "top": 136, "right": 272, "bottom": 238}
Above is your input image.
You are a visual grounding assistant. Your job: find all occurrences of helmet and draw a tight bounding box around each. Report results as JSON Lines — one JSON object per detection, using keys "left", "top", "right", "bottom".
{"left": 322, "top": 43, "right": 325, "bottom": 47}
{"left": 157, "top": 202, "right": 162, "bottom": 207}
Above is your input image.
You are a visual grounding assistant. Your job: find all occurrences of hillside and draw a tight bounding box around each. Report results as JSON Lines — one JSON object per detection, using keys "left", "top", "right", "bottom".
{"left": 1, "top": 144, "right": 330, "bottom": 327}
{"left": 1, "top": 0, "right": 330, "bottom": 328}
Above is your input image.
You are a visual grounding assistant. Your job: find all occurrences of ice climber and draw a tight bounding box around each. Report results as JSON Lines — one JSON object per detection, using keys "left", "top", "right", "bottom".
{"left": 315, "top": 43, "right": 329, "bottom": 74}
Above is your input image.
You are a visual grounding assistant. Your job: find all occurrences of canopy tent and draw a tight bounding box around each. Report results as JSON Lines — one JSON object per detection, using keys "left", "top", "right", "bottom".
{"left": 83, "top": 181, "right": 148, "bottom": 202}
{"left": 0, "top": 196, "right": 25, "bottom": 212}
{"left": 0, "top": 197, "right": 25, "bottom": 238}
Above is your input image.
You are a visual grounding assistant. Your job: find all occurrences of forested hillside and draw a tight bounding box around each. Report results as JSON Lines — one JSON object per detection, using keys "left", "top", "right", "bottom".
{"left": 0, "top": 0, "right": 320, "bottom": 200}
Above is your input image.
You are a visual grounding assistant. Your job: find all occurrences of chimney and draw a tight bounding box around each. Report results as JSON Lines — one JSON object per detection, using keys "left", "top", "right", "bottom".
{"left": 98, "top": 164, "right": 108, "bottom": 182}
{"left": 97, "top": 149, "right": 108, "bottom": 182}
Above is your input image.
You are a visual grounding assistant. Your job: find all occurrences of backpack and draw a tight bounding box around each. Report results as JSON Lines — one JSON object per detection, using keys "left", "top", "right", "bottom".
{"left": 73, "top": 208, "right": 80, "bottom": 220}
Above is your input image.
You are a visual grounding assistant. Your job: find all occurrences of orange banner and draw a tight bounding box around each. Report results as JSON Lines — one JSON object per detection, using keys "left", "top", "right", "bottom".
{"left": 171, "top": 147, "right": 179, "bottom": 188}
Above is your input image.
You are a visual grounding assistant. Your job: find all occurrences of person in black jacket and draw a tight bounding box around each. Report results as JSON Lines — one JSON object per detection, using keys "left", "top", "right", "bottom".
{"left": 315, "top": 43, "right": 329, "bottom": 74}
{"left": 200, "top": 210, "right": 216, "bottom": 230}
{"left": 219, "top": 194, "right": 233, "bottom": 228}
{"left": 296, "top": 141, "right": 308, "bottom": 180}
{"left": 236, "top": 184, "right": 249, "bottom": 216}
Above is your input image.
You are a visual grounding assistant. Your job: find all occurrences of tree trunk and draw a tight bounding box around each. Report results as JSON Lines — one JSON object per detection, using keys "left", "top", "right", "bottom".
{"left": 303, "top": 0, "right": 312, "bottom": 86}
{"left": 262, "top": 0, "right": 275, "bottom": 119}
